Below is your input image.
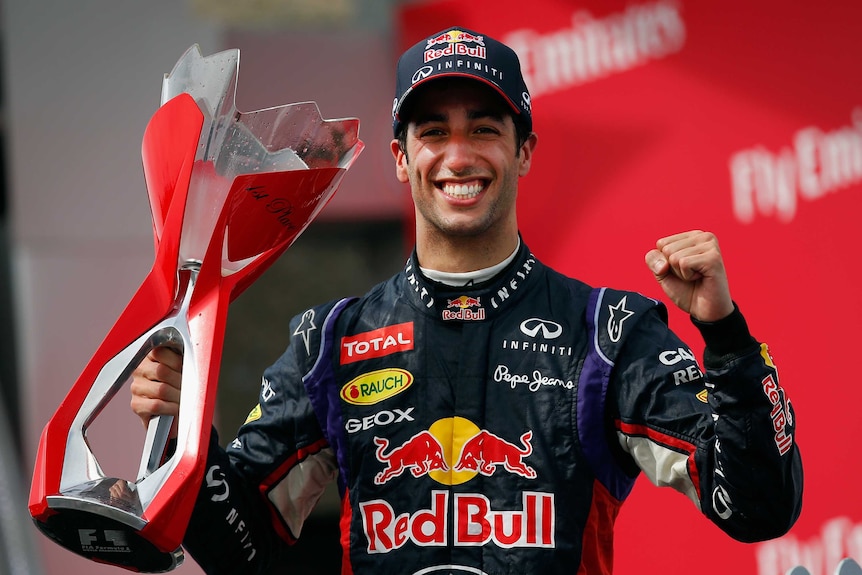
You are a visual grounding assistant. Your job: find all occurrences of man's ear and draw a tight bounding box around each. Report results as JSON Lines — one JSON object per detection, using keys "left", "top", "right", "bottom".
{"left": 391, "top": 138, "right": 409, "bottom": 183}
{"left": 518, "top": 132, "right": 538, "bottom": 177}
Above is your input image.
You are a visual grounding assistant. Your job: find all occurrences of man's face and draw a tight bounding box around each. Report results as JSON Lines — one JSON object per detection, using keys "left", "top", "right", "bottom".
{"left": 391, "top": 78, "right": 536, "bottom": 241}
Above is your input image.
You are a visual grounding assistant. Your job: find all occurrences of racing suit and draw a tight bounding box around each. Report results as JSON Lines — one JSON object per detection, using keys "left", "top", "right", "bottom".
{"left": 183, "top": 241, "right": 803, "bottom": 574}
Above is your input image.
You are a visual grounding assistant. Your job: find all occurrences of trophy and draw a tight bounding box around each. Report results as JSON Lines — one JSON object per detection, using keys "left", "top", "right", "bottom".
{"left": 28, "top": 44, "right": 363, "bottom": 572}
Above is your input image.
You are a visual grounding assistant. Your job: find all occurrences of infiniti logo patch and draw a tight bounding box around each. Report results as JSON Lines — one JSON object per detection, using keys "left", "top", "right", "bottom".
{"left": 519, "top": 318, "right": 562, "bottom": 339}
{"left": 412, "top": 65, "right": 434, "bottom": 84}
{"left": 413, "top": 566, "right": 490, "bottom": 575}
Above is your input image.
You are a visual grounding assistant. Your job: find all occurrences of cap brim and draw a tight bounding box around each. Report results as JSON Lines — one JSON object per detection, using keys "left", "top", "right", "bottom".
{"left": 394, "top": 72, "right": 523, "bottom": 129}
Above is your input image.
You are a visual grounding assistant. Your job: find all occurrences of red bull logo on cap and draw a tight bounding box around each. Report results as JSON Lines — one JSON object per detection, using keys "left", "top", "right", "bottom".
{"left": 424, "top": 29, "right": 487, "bottom": 64}
{"left": 443, "top": 295, "right": 486, "bottom": 321}
{"left": 425, "top": 29, "right": 485, "bottom": 48}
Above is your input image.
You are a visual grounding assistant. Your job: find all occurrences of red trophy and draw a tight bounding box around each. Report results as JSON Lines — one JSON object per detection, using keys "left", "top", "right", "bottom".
{"left": 28, "top": 44, "right": 363, "bottom": 572}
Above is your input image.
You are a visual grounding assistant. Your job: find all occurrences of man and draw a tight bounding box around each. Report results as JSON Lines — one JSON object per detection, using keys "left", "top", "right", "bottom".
{"left": 132, "top": 27, "right": 802, "bottom": 574}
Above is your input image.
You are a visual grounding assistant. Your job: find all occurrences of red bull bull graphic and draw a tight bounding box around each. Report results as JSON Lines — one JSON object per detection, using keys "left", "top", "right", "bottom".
{"left": 454, "top": 430, "right": 536, "bottom": 479}
{"left": 374, "top": 431, "right": 449, "bottom": 485}
{"left": 359, "top": 490, "right": 555, "bottom": 553}
{"left": 425, "top": 29, "right": 485, "bottom": 48}
{"left": 443, "top": 296, "right": 486, "bottom": 321}
{"left": 447, "top": 295, "right": 481, "bottom": 308}
{"left": 373, "top": 417, "right": 536, "bottom": 486}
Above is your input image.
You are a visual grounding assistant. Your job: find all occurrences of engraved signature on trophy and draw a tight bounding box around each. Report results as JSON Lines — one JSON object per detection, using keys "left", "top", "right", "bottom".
{"left": 246, "top": 185, "right": 297, "bottom": 230}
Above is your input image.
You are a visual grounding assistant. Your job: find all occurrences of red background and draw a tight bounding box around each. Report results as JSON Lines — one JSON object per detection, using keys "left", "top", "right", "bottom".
{"left": 397, "top": 2, "right": 862, "bottom": 574}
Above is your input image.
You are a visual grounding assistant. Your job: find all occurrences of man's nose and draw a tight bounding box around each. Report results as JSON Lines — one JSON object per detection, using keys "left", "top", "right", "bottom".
{"left": 441, "top": 133, "right": 476, "bottom": 171}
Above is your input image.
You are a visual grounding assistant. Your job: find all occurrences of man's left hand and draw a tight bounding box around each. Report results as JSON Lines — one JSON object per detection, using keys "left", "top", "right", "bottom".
{"left": 645, "top": 230, "right": 735, "bottom": 322}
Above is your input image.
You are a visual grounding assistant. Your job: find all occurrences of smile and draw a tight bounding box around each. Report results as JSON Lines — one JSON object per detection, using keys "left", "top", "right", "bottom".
{"left": 441, "top": 181, "right": 484, "bottom": 200}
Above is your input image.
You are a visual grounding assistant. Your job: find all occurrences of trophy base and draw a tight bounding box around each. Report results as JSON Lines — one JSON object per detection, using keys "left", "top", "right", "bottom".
{"left": 33, "top": 478, "right": 184, "bottom": 573}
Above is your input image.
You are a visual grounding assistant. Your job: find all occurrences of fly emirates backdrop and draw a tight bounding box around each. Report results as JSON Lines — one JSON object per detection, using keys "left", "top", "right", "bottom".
{"left": 396, "top": 2, "right": 862, "bottom": 574}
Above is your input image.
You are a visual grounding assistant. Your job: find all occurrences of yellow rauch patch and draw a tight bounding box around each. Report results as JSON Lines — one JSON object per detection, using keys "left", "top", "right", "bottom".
{"left": 340, "top": 368, "right": 413, "bottom": 405}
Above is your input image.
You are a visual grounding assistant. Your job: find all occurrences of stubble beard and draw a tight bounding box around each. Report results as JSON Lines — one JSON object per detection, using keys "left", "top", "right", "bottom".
{"left": 412, "top": 169, "right": 518, "bottom": 241}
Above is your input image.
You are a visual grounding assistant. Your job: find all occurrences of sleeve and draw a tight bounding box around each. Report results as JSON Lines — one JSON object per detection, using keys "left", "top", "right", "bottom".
{"left": 182, "top": 303, "right": 342, "bottom": 574}
{"left": 609, "top": 302, "right": 803, "bottom": 542}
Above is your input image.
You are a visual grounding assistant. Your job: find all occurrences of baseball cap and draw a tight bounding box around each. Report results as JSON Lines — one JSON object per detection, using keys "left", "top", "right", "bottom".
{"left": 392, "top": 27, "right": 532, "bottom": 137}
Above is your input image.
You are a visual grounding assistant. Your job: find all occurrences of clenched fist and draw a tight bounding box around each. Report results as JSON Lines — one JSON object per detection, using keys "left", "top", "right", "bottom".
{"left": 645, "top": 230, "right": 735, "bottom": 323}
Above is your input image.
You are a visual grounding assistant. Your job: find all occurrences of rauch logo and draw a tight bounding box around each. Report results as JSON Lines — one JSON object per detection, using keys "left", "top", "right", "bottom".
{"left": 340, "top": 368, "right": 413, "bottom": 405}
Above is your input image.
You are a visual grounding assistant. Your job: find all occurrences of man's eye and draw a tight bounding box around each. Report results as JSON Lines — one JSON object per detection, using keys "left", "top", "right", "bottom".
{"left": 420, "top": 128, "right": 445, "bottom": 137}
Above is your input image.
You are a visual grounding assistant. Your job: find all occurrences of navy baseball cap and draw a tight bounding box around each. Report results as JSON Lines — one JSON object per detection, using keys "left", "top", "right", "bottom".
{"left": 392, "top": 27, "right": 533, "bottom": 136}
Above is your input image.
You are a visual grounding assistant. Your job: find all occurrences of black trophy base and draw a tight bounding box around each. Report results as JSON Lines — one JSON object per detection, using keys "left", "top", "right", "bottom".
{"left": 33, "top": 509, "right": 183, "bottom": 573}
{"left": 34, "top": 478, "right": 183, "bottom": 573}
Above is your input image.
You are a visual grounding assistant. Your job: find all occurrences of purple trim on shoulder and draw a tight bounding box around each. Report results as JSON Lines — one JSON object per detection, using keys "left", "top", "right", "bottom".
{"left": 577, "top": 287, "right": 636, "bottom": 502}
{"left": 302, "top": 297, "right": 356, "bottom": 496}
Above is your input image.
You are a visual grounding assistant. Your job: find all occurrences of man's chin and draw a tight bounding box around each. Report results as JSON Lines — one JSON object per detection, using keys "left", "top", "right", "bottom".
{"left": 436, "top": 220, "right": 492, "bottom": 238}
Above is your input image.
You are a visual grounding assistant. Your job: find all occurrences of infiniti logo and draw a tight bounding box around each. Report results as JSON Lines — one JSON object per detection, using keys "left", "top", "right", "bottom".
{"left": 413, "top": 567, "right": 490, "bottom": 575}
{"left": 522, "top": 91, "right": 532, "bottom": 112}
{"left": 412, "top": 65, "right": 434, "bottom": 85}
{"left": 519, "top": 318, "right": 562, "bottom": 339}
{"left": 712, "top": 485, "right": 733, "bottom": 520}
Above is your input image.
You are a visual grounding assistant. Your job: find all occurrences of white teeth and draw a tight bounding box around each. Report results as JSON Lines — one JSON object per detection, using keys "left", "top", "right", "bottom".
{"left": 442, "top": 182, "right": 482, "bottom": 199}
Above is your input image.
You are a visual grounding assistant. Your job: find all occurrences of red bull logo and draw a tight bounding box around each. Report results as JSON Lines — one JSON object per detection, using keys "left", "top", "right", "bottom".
{"left": 425, "top": 29, "right": 485, "bottom": 49}
{"left": 363, "top": 418, "right": 553, "bottom": 553}
{"left": 373, "top": 431, "right": 449, "bottom": 485}
{"left": 443, "top": 296, "right": 485, "bottom": 321}
{"left": 447, "top": 295, "right": 481, "bottom": 308}
{"left": 360, "top": 490, "right": 555, "bottom": 553}
{"left": 424, "top": 30, "right": 487, "bottom": 64}
{"left": 372, "top": 417, "right": 535, "bottom": 486}
{"left": 454, "top": 430, "right": 536, "bottom": 479}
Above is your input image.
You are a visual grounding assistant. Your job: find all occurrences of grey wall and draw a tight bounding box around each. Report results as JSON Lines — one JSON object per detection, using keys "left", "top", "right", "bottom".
{"left": 2, "top": 1, "right": 404, "bottom": 573}
{"left": 4, "top": 3, "right": 218, "bottom": 572}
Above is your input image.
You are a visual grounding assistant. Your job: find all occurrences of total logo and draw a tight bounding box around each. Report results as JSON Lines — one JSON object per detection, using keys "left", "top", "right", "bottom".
{"left": 341, "top": 322, "right": 414, "bottom": 365}
{"left": 443, "top": 296, "right": 486, "bottom": 321}
{"left": 373, "top": 417, "right": 536, "bottom": 486}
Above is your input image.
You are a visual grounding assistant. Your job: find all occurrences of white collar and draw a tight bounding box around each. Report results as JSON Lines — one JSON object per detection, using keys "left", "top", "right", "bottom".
{"left": 420, "top": 240, "right": 520, "bottom": 287}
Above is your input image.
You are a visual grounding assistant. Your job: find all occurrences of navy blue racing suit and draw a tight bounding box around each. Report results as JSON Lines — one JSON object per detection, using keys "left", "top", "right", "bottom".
{"left": 182, "top": 241, "right": 802, "bottom": 574}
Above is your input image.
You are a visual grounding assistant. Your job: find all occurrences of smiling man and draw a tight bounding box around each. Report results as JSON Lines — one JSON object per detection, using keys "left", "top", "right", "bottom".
{"left": 132, "top": 26, "right": 803, "bottom": 575}
{"left": 393, "top": 77, "right": 532, "bottom": 271}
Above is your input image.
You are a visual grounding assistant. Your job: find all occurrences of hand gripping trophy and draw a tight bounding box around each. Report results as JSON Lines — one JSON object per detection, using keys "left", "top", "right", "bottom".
{"left": 28, "top": 45, "right": 364, "bottom": 572}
